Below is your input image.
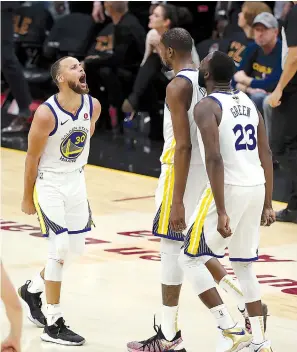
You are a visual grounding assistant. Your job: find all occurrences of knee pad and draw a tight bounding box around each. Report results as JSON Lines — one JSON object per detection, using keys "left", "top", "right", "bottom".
{"left": 64, "top": 233, "right": 86, "bottom": 269}
{"left": 44, "top": 258, "right": 63, "bottom": 281}
{"left": 178, "top": 252, "right": 216, "bottom": 296}
{"left": 160, "top": 239, "right": 184, "bottom": 285}
{"left": 231, "top": 261, "right": 261, "bottom": 303}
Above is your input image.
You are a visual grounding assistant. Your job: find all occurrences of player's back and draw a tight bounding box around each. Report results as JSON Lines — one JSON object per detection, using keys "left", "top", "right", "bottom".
{"left": 161, "top": 69, "right": 205, "bottom": 165}
{"left": 201, "top": 90, "right": 265, "bottom": 186}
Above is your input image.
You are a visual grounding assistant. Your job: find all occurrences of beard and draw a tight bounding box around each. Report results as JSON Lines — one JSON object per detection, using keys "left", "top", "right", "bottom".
{"left": 198, "top": 70, "right": 206, "bottom": 88}
{"left": 161, "top": 59, "right": 172, "bottom": 72}
{"left": 68, "top": 81, "right": 89, "bottom": 94}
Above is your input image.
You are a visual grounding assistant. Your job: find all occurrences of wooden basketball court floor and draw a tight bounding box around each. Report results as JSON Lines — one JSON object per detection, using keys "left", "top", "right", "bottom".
{"left": 1, "top": 147, "right": 297, "bottom": 351}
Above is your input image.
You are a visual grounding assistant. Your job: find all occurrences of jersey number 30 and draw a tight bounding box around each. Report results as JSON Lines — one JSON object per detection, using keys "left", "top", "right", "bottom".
{"left": 233, "top": 124, "right": 256, "bottom": 151}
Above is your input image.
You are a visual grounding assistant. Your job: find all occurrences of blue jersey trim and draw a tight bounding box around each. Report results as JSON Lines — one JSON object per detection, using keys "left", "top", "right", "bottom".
{"left": 213, "top": 89, "right": 240, "bottom": 95}
{"left": 207, "top": 96, "right": 222, "bottom": 110}
{"left": 56, "top": 228, "right": 68, "bottom": 235}
{"left": 178, "top": 68, "right": 197, "bottom": 73}
{"left": 184, "top": 250, "right": 225, "bottom": 259}
{"left": 54, "top": 94, "right": 84, "bottom": 121}
{"left": 176, "top": 74, "right": 193, "bottom": 86}
{"left": 153, "top": 231, "right": 184, "bottom": 242}
{"left": 229, "top": 256, "right": 258, "bottom": 262}
{"left": 44, "top": 102, "right": 58, "bottom": 136}
{"left": 69, "top": 228, "right": 91, "bottom": 235}
{"left": 88, "top": 95, "right": 93, "bottom": 119}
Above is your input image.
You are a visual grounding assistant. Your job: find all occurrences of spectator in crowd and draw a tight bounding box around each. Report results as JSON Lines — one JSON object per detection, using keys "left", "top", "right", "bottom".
{"left": 227, "top": 1, "right": 272, "bottom": 67}
{"left": 273, "top": 1, "right": 292, "bottom": 21}
{"left": 233, "top": 12, "right": 281, "bottom": 114}
{"left": 122, "top": 3, "right": 198, "bottom": 140}
{"left": 1, "top": 262, "right": 23, "bottom": 352}
{"left": 269, "top": 2, "right": 297, "bottom": 224}
{"left": 83, "top": 1, "right": 146, "bottom": 132}
{"left": 1, "top": 1, "right": 32, "bottom": 133}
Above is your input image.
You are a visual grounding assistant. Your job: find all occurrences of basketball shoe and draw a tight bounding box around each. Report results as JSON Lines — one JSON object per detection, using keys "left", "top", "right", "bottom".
{"left": 18, "top": 280, "right": 46, "bottom": 327}
{"left": 239, "top": 304, "right": 268, "bottom": 334}
{"left": 249, "top": 340, "right": 272, "bottom": 352}
{"left": 217, "top": 325, "right": 253, "bottom": 352}
{"left": 41, "top": 317, "right": 85, "bottom": 346}
{"left": 127, "top": 318, "right": 185, "bottom": 352}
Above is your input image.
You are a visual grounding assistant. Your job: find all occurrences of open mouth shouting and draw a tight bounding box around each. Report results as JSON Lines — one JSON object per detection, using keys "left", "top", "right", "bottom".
{"left": 79, "top": 74, "right": 87, "bottom": 88}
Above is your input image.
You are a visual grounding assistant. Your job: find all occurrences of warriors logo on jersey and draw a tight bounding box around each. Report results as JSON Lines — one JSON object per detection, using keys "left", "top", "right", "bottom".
{"left": 60, "top": 128, "right": 88, "bottom": 162}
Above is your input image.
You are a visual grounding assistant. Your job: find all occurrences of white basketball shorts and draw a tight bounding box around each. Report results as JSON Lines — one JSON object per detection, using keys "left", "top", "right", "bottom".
{"left": 33, "top": 168, "right": 93, "bottom": 237}
{"left": 184, "top": 184, "right": 265, "bottom": 261}
{"left": 153, "top": 163, "right": 208, "bottom": 241}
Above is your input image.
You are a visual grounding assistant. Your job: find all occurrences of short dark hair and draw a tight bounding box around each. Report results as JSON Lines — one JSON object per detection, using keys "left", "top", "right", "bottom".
{"left": 209, "top": 51, "right": 235, "bottom": 83}
{"left": 50, "top": 56, "right": 70, "bottom": 85}
{"left": 161, "top": 27, "right": 192, "bottom": 52}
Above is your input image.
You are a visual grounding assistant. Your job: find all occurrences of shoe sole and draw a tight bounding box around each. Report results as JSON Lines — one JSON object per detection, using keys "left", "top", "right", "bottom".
{"left": 41, "top": 333, "right": 85, "bottom": 346}
{"left": 18, "top": 287, "right": 45, "bottom": 328}
{"left": 128, "top": 349, "right": 186, "bottom": 352}
{"left": 227, "top": 337, "right": 253, "bottom": 352}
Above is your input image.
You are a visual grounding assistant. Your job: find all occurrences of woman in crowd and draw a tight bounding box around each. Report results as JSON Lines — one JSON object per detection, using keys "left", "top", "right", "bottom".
{"left": 122, "top": 3, "right": 199, "bottom": 140}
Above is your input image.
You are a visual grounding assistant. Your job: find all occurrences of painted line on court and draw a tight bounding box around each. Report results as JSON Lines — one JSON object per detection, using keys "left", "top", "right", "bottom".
{"left": 113, "top": 195, "right": 155, "bottom": 202}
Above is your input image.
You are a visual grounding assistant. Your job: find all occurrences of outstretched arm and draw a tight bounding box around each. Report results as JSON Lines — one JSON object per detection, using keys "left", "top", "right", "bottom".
{"left": 167, "top": 77, "right": 193, "bottom": 232}
{"left": 194, "top": 98, "right": 231, "bottom": 237}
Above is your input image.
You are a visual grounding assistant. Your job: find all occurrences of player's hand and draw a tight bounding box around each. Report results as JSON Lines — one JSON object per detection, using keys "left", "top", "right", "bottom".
{"left": 261, "top": 206, "right": 276, "bottom": 226}
{"left": 170, "top": 202, "right": 186, "bottom": 233}
{"left": 268, "top": 87, "right": 282, "bottom": 108}
{"left": 1, "top": 333, "right": 21, "bottom": 352}
{"left": 92, "top": 1, "right": 105, "bottom": 23}
{"left": 217, "top": 213, "right": 232, "bottom": 238}
{"left": 21, "top": 198, "right": 36, "bottom": 215}
{"left": 234, "top": 70, "right": 249, "bottom": 84}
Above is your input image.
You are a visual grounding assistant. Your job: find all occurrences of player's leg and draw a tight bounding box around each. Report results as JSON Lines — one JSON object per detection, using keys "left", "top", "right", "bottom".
{"left": 41, "top": 169, "right": 90, "bottom": 346}
{"left": 229, "top": 185, "right": 272, "bottom": 352}
{"left": 127, "top": 165, "right": 186, "bottom": 352}
{"left": 181, "top": 187, "right": 252, "bottom": 351}
{"left": 18, "top": 174, "right": 68, "bottom": 328}
{"left": 205, "top": 258, "right": 249, "bottom": 323}
{"left": 127, "top": 238, "right": 186, "bottom": 352}
{"left": 179, "top": 252, "right": 252, "bottom": 352}
{"left": 160, "top": 238, "right": 184, "bottom": 342}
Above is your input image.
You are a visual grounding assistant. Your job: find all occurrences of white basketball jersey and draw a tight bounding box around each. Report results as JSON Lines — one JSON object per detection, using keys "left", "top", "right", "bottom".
{"left": 198, "top": 90, "right": 265, "bottom": 186}
{"left": 160, "top": 69, "right": 206, "bottom": 165}
{"left": 38, "top": 94, "right": 93, "bottom": 173}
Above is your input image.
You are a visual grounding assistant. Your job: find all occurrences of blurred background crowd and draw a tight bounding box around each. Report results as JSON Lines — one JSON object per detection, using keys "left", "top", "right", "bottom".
{"left": 1, "top": 1, "right": 297, "bottom": 223}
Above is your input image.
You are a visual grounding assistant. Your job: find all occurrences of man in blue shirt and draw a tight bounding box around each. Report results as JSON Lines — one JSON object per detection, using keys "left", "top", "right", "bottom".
{"left": 269, "top": 3, "right": 297, "bottom": 224}
{"left": 233, "top": 12, "right": 282, "bottom": 114}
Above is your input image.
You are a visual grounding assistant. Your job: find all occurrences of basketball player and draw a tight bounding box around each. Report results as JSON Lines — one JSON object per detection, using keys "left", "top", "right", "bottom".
{"left": 1, "top": 261, "right": 22, "bottom": 352}
{"left": 127, "top": 29, "right": 254, "bottom": 352}
{"left": 179, "top": 51, "right": 275, "bottom": 352}
{"left": 19, "top": 56, "right": 101, "bottom": 346}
